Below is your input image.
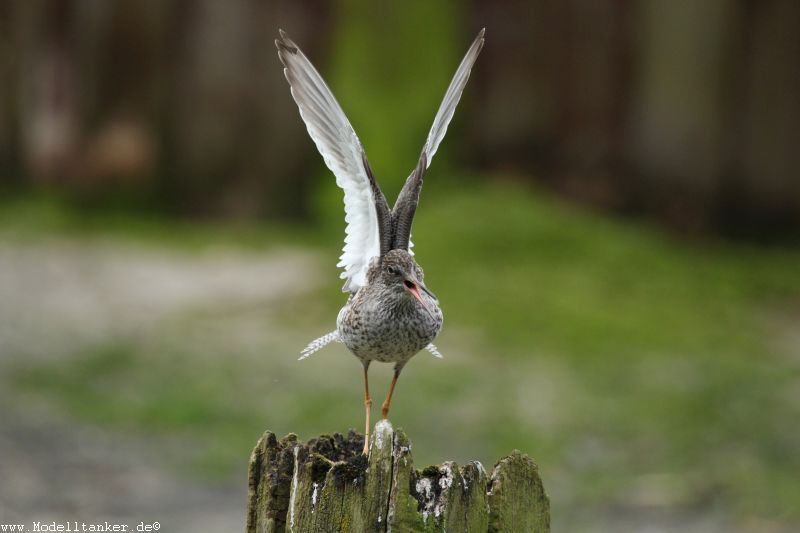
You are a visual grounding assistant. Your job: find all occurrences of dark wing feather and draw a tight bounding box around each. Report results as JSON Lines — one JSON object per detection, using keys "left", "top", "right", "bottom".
{"left": 391, "top": 153, "right": 426, "bottom": 254}
{"left": 362, "top": 152, "right": 393, "bottom": 256}
{"left": 391, "top": 29, "right": 485, "bottom": 251}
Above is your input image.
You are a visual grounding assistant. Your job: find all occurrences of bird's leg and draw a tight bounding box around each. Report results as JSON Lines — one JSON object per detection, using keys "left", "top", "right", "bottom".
{"left": 381, "top": 366, "right": 403, "bottom": 419}
{"left": 362, "top": 362, "right": 372, "bottom": 456}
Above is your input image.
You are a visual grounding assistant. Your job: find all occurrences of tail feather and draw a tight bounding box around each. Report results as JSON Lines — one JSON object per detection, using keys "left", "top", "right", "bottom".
{"left": 425, "top": 343, "right": 443, "bottom": 359}
{"left": 299, "top": 331, "right": 340, "bottom": 360}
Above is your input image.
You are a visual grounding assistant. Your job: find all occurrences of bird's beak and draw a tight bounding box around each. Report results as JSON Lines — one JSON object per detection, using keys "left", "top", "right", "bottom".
{"left": 404, "top": 277, "right": 436, "bottom": 319}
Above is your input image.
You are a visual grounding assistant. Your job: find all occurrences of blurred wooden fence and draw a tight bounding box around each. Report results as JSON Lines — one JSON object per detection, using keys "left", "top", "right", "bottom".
{"left": 246, "top": 421, "right": 550, "bottom": 532}
{"left": 0, "top": 0, "right": 329, "bottom": 218}
{"left": 1, "top": 0, "right": 798, "bottom": 237}
{"left": 472, "top": 0, "right": 800, "bottom": 237}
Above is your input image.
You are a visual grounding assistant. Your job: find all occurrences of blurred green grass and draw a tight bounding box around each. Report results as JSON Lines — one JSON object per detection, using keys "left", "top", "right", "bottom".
{"left": 0, "top": 194, "right": 319, "bottom": 250}
{"left": 6, "top": 180, "right": 800, "bottom": 523}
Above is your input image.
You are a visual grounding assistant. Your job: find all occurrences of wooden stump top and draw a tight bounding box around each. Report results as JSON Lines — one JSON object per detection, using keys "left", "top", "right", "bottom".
{"left": 247, "top": 421, "right": 549, "bottom": 533}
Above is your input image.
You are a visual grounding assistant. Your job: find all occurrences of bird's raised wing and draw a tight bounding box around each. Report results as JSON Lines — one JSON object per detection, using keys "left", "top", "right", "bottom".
{"left": 392, "top": 29, "right": 485, "bottom": 251}
{"left": 276, "top": 30, "right": 391, "bottom": 292}
{"left": 421, "top": 28, "right": 485, "bottom": 168}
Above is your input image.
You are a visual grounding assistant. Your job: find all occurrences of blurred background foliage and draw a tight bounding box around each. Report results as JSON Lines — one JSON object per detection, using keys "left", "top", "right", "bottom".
{"left": 1, "top": 1, "right": 799, "bottom": 532}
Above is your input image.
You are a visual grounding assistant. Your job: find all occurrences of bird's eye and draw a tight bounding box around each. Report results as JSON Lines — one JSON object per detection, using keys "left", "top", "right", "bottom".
{"left": 387, "top": 266, "right": 400, "bottom": 276}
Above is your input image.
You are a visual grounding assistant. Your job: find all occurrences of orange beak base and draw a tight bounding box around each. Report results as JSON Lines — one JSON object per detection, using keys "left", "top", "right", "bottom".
{"left": 405, "top": 280, "right": 435, "bottom": 319}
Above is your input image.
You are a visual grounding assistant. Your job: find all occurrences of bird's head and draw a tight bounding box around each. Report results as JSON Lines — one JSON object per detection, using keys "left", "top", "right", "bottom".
{"left": 370, "top": 249, "right": 437, "bottom": 313}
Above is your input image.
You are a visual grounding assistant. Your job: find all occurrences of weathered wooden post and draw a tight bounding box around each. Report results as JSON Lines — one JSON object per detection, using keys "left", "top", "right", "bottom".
{"left": 246, "top": 421, "right": 549, "bottom": 532}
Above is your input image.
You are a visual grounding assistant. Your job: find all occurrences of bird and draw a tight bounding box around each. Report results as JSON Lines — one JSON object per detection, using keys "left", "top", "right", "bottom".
{"left": 276, "top": 28, "right": 484, "bottom": 455}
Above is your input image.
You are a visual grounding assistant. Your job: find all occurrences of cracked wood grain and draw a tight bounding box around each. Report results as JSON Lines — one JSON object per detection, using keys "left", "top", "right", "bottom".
{"left": 246, "top": 422, "right": 549, "bottom": 533}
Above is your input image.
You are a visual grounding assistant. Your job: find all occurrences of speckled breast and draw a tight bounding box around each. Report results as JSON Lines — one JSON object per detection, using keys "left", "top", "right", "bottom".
{"left": 337, "top": 298, "right": 443, "bottom": 364}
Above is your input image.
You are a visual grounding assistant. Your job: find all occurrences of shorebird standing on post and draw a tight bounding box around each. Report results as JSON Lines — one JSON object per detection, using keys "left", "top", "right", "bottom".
{"left": 276, "top": 29, "right": 485, "bottom": 455}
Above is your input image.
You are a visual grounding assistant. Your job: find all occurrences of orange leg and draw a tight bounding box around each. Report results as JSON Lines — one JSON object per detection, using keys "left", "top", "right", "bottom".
{"left": 362, "top": 362, "right": 372, "bottom": 455}
{"left": 381, "top": 368, "right": 401, "bottom": 419}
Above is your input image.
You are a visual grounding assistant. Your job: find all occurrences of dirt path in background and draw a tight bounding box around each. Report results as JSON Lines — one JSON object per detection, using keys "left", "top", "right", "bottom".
{"left": 0, "top": 239, "right": 319, "bottom": 362}
{"left": 0, "top": 409, "right": 242, "bottom": 530}
{"left": 0, "top": 238, "right": 320, "bottom": 531}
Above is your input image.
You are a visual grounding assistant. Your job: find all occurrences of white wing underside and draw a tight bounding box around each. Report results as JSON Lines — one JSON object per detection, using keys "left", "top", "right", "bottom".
{"left": 278, "top": 32, "right": 379, "bottom": 292}
{"left": 278, "top": 29, "right": 484, "bottom": 293}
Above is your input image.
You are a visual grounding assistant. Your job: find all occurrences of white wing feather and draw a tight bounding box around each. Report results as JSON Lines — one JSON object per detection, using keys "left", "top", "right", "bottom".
{"left": 425, "top": 343, "right": 443, "bottom": 359}
{"left": 278, "top": 29, "right": 484, "bottom": 287}
{"left": 277, "top": 31, "right": 379, "bottom": 292}
{"left": 299, "top": 331, "right": 340, "bottom": 360}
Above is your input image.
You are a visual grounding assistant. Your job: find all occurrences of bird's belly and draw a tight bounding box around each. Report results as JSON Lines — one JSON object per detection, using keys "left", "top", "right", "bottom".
{"left": 337, "top": 306, "right": 442, "bottom": 364}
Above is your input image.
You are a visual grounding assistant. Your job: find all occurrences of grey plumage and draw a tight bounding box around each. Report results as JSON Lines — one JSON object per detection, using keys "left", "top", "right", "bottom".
{"left": 336, "top": 250, "right": 443, "bottom": 370}
{"left": 277, "top": 28, "right": 484, "bottom": 453}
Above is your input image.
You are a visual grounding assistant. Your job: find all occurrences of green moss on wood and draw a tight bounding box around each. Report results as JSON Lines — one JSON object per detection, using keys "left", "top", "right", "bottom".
{"left": 487, "top": 451, "right": 550, "bottom": 533}
{"left": 246, "top": 424, "right": 549, "bottom": 533}
{"left": 246, "top": 431, "right": 299, "bottom": 533}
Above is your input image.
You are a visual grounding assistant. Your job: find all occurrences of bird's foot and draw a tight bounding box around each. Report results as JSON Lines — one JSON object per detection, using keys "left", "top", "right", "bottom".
{"left": 361, "top": 436, "right": 369, "bottom": 456}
